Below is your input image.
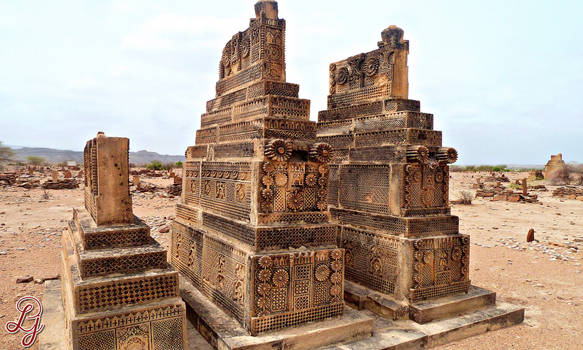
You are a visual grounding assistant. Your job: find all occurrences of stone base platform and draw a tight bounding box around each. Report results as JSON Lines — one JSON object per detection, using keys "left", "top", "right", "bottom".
{"left": 339, "top": 281, "right": 524, "bottom": 349}
{"left": 180, "top": 277, "right": 375, "bottom": 350}
{"left": 344, "top": 280, "right": 502, "bottom": 324}
{"left": 41, "top": 279, "right": 524, "bottom": 350}
{"left": 39, "top": 279, "right": 187, "bottom": 350}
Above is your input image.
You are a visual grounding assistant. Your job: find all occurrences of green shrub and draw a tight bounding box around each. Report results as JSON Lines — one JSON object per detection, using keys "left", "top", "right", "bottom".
{"left": 146, "top": 160, "right": 163, "bottom": 171}
{"left": 0, "top": 141, "right": 13, "bottom": 164}
{"left": 175, "top": 161, "right": 183, "bottom": 168}
{"left": 26, "top": 156, "right": 46, "bottom": 165}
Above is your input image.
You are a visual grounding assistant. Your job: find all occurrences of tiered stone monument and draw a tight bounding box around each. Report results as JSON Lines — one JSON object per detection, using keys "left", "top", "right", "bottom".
{"left": 317, "top": 26, "right": 524, "bottom": 327}
{"left": 170, "top": 2, "right": 373, "bottom": 346}
{"left": 544, "top": 153, "right": 569, "bottom": 185}
{"left": 59, "top": 132, "right": 186, "bottom": 349}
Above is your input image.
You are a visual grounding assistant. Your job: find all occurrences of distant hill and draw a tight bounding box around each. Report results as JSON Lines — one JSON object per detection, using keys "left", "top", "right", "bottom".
{"left": 10, "top": 147, "right": 184, "bottom": 165}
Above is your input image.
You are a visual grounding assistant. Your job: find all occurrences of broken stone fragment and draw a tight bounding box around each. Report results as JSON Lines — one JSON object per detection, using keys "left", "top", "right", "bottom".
{"left": 16, "top": 275, "right": 33, "bottom": 283}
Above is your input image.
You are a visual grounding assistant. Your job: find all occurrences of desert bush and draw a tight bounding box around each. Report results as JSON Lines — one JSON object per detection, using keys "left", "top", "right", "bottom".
{"left": 145, "top": 160, "right": 163, "bottom": 171}
{"left": 0, "top": 141, "right": 13, "bottom": 170}
{"left": 26, "top": 156, "right": 46, "bottom": 165}
{"left": 175, "top": 161, "right": 183, "bottom": 168}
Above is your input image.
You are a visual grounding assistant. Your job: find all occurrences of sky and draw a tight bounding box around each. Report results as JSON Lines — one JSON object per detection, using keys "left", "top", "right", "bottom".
{"left": 0, "top": 0, "right": 581, "bottom": 164}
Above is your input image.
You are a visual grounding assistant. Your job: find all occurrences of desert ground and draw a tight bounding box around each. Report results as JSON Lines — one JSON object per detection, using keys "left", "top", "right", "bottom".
{"left": 0, "top": 170, "right": 581, "bottom": 350}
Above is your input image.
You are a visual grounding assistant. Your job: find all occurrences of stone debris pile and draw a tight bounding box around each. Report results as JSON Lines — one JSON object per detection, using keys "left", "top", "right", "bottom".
{"left": 552, "top": 186, "right": 583, "bottom": 201}
{"left": 41, "top": 178, "right": 79, "bottom": 189}
{"left": 475, "top": 179, "right": 539, "bottom": 203}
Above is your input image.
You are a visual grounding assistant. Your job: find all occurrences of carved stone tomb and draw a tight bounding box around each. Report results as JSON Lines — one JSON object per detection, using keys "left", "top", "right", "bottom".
{"left": 170, "top": 0, "right": 357, "bottom": 340}
{"left": 59, "top": 132, "right": 187, "bottom": 349}
{"left": 317, "top": 26, "right": 524, "bottom": 326}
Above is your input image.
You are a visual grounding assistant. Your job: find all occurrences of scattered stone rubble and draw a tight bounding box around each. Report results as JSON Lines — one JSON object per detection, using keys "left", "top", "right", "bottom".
{"left": 41, "top": 178, "right": 79, "bottom": 189}
{"left": 474, "top": 178, "right": 539, "bottom": 203}
{"left": 0, "top": 173, "right": 17, "bottom": 186}
{"left": 552, "top": 186, "right": 583, "bottom": 201}
{"left": 495, "top": 236, "right": 581, "bottom": 263}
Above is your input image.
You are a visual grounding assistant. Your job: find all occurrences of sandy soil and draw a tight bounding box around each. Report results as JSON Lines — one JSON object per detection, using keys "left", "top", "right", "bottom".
{"left": 0, "top": 171, "right": 581, "bottom": 350}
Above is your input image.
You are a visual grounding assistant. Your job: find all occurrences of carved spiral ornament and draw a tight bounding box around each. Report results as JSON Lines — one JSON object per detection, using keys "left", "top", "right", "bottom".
{"left": 364, "top": 57, "right": 380, "bottom": 76}
{"left": 287, "top": 191, "right": 303, "bottom": 211}
{"left": 309, "top": 143, "right": 333, "bottom": 163}
{"left": 258, "top": 256, "right": 273, "bottom": 268}
{"left": 305, "top": 173, "right": 317, "bottom": 187}
{"left": 406, "top": 146, "right": 429, "bottom": 163}
{"left": 273, "top": 269, "right": 289, "bottom": 287}
{"left": 437, "top": 147, "right": 458, "bottom": 164}
{"left": 257, "top": 283, "right": 271, "bottom": 296}
{"left": 336, "top": 67, "right": 349, "bottom": 85}
{"left": 265, "top": 139, "right": 293, "bottom": 162}
{"left": 315, "top": 265, "right": 330, "bottom": 281}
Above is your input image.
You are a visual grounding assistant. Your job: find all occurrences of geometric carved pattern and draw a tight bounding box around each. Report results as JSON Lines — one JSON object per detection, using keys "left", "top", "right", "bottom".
{"left": 259, "top": 160, "right": 329, "bottom": 214}
{"left": 341, "top": 227, "right": 399, "bottom": 295}
{"left": 250, "top": 249, "right": 344, "bottom": 333}
{"left": 76, "top": 273, "right": 179, "bottom": 314}
{"left": 404, "top": 162, "right": 449, "bottom": 210}
{"left": 171, "top": 221, "right": 246, "bottom": 323}
{"left": 183, "top": 161, "right": 201, "bottom": 206}
{"left": 410, "top": 234, "right": 470, "bottom": 302}
{"left": 74, "top": 304, "right": 185, "bottom": 350}
{"left": 200, "top": 162, "right": 252, "bottom": 222}
{"left": 152, "top": 317, "right": 184, "bottom": 350}
{"left": 78, "top": 330, "right": 115, "bottom": 350}
{"left": 255, "top": 225, "right": 337, "bottom": 251}
{"left": 79, "top": 251, "right": 167, "bottom": 278}
{"left": 339, "top": 165, "right": 390, "bottom": 214}
{"left": 81, "top": 224, "right": 150, "bottom": 251}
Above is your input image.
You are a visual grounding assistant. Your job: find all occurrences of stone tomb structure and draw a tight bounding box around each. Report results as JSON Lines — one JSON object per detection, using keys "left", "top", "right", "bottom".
{"left": 544, "top": 153, "right": 569, "bottom": 185}
{"left": 170, "top": 1, "right": 374, "bottom": 344}
{"left": 317, "top": 26, "right": 524, "bottom": 327}
{"left": 59, "top": 132, "right": 187, "bottom": 349}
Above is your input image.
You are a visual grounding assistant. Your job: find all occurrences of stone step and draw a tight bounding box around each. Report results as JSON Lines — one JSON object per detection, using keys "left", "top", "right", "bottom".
{"left": 195, "top": 115, "right": 316, "bottom": 147}
{"left": 317, "top": 111, "right": 433, "bottom": 137}
{"left": 409, "top": 286, "right": 496, "bottom": 324}
{"left": 317, "top": 302, "right": 524, "bottom": 349}
{"left": 70, "top": 210, "right": 152, "bottom": 250}
{"left": 318, "top": 98, "right": 421, "bottom": 123}
{"left": 344, "top": 280, "right": 409, "bottom": 321}
{"left": 69, "top": 265, "right": 180, "bottom": 315}
{"left": 77, "top": 240, "right": 168, "bottom": 278}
